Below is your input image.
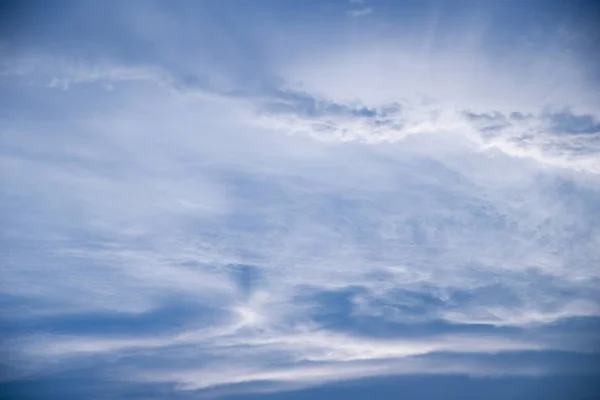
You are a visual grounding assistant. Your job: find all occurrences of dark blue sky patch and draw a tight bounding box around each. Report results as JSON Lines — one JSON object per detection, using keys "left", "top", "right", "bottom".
{"left": 0, "top": 365, "right": 186, "bottom": 400}
{"left": 227, "top": 264, "right": 264, "bottom": 297}
{"left": 547, "top": 111, "right": 600, "bottom": 135}
{"left": 218, "top": 374, "right": 600, "bottom": 400}
{"left": 1, "top": 298, "right": 224, "bottom": 337}
{"left": 5, "top": 372, "right": 598, "bottom": 400}
{"left": 260, "top": 88, "right": 403, "bottom": 127}
{"left": 294, "top": 285, "right": 367, "bottom": 328}
{"left": 294, "top": 285, "right": 524, "bottom": 338}
{"left": 419, "top": 350, "right": 600, "bottom": 376}
{"left": 509, "top": 112, "right": 532, "bottom": 121}
{"left": 462, "top": 111, "right": 511, "bottom": 133}
{"left": 463, "top": 111, "right": 507, "bottom": 122}
{"left": 541, "top": 316, "right": 600, "bottom": 335}
{"left": 535, "top": 316, "right": 600, "bottom": 352}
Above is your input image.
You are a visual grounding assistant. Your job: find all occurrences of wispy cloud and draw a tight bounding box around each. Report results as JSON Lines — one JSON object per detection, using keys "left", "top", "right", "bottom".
{"left": 348, "top": 8, "right": 373, "bottom": 17}
{"left": 2, "top": 51, "right": 600, "bottom": 395}
{"left": 1, "top": 1, "right": 599, "bottom": 398}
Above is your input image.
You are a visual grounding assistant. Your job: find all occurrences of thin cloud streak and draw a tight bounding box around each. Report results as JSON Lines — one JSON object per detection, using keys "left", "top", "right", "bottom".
{"left": 348, "top": 8, "right": 373, "bottom": 17}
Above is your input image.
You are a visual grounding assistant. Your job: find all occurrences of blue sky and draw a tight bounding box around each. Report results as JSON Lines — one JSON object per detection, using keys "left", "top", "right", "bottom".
{"left": 1, "top": 1, "right": 600, "bottom": 399}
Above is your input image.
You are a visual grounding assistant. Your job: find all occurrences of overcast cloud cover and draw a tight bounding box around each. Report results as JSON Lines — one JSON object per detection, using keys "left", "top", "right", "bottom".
{"left": 1, "top": 1, "right": 600, "bottom": 399}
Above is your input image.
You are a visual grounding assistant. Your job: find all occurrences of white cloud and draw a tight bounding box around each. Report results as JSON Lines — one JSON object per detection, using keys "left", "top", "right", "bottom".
{"left": 1, "top": 55, "right": 173, "bottom": 91}
{"left": 2, "top": 62, "right": 599, "bottom": 358}
{"left": 133, "top": 357, "right": 546, "bottom": 395}
{"left": 251, "top": 94, "right": 600, "bottom": 174}
{"left": 13, "top": 321, "right": 576, "bottom": 393}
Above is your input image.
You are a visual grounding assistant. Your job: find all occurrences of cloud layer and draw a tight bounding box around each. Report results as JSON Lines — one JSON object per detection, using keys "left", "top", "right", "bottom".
{"left": 1, "top": 1, "right": 599, "bottom": 398}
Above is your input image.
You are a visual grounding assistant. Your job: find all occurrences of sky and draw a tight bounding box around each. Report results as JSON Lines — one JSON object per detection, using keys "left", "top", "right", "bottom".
{"left": 1, "top": 1, "right": 600, "bottom": 399}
